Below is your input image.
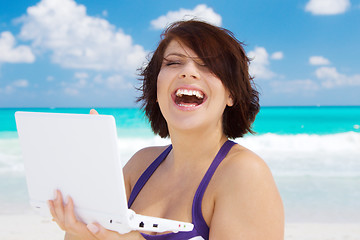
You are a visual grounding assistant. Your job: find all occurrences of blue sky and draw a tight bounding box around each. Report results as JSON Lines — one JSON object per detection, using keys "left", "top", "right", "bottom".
{"left": 0, "top": 0, "right": 359, "bottom": 107}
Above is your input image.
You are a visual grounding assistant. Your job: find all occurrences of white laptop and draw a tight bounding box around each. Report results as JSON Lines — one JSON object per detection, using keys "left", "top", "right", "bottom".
{"left": 15, "top": 111, "right": 193, "bottom": 234}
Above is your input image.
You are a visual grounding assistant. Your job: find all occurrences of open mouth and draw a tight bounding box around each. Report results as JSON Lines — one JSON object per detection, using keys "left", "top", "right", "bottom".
{"left": 173, "top": 88, "right": 206, "bottom": 108}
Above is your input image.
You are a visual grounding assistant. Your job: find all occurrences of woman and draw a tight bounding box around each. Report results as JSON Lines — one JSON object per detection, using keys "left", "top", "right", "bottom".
{"left": 49, "top": 20, "right": 284, "bottom": 240}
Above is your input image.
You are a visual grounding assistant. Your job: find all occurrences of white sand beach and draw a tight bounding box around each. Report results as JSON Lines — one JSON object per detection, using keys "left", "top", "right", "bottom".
{"left": 1, "top": 214, "right": 64, "bottom": 240}
{"left": 1, "top": 213, "right": 360, "bottom": 240}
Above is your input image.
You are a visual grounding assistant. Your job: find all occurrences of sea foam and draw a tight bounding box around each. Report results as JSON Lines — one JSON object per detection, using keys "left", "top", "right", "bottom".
{"left": 1, "top": 132, "right": 359, "bottom": 221}
{"left": 0, "top": 132, "right": 359, "bottom": 177}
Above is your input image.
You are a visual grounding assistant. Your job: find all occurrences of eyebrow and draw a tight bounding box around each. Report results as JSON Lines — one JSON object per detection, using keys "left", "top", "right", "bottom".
{"left": 163, "top": 53, "right": 203, "bottom": 63}
{"left": 163, "top": 53, "right": 187, "bottom": 58}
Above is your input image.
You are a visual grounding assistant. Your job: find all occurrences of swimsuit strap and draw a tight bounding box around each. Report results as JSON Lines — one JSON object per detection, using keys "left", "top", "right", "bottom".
{"left": 127, "top": 140, "right": 236, "bottom": 240}
{"left": 128, "top": 145, "right": 173, "bottom": 208}
{"left": 192, "top": 140, "right": 236, "bottom": 239}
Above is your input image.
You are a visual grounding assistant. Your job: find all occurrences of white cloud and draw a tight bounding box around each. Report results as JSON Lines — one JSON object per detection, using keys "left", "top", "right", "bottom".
{"left": 305, "top": 0, "right": 351, "bottom": 15}
{"left": 309, "top": 56, "right": 331, "bottom": 65}
{"left": 18, "top": 0, "right": 146, "bottom": 72}
{"left": 271, "top": 51, "right": 284, "bottom": 60}
{"left": 93, "top": 74, "right": 103, "bottom": 84}
{"left": 106, "top": 74, "right": 132, "bottom": 89}
{"left": 91, "top": 74, "right": 132, "bottom": 89}
{"left": 13, "top": 79, "right": 29, "bottom": 88}
{"left": 60, "top": 72, "right": 89, "bottom": 92}
{"left": 0, "top": 79, "right": 29, "bottom": 94}
{"left": 315, "top": 66, "right": 360, "bottom": 88}
{"left": 271, "top": 79, "right": 319, "bottom": 93}
{"left": 0, "top": 31, "right": 35, "bottom": 63}
{"left": 64, "top": 87, "right": 79, "bottom": 96}
{"left": 74, "top": 72, "right": 89, "bottom": 80}
{"left": 150, "top": 4, "right": 222, "bottom": 30}
{"left": 76, "top": 78, "right": 87, "bottom": 88}
{"left": 248, "top": 47, "right": 276, "bottom": 79}
{"left": 1, "top": 85, "right": 14, "bottom": 94}
{"left": 60, "top": 72, "right": 132, "bottom": 96}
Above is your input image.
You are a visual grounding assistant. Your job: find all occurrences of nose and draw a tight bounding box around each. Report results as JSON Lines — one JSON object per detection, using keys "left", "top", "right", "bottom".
{"left": 178, "top": 61, "right": 200, "bottom": 80}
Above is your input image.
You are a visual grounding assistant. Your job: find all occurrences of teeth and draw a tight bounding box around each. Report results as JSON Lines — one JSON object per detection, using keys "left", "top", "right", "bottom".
{"left": 178, "top": 103, "right": 196, "bottom": 107}
{"left": 175, "top": 89, "right": 204, "bottom": 99}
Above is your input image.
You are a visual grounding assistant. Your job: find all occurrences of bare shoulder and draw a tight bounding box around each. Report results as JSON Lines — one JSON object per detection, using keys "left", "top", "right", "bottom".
{"left": 216, "top": 144, "right": 273, "bottom": 186}
{"left": 123, "top": 145, "right": 169, "bottom": 194}
{"left": 214, "top": 143, "right": 281, "bottom": 204}
{"left": 209, "top": 144, "right": 284, "bottom": 239}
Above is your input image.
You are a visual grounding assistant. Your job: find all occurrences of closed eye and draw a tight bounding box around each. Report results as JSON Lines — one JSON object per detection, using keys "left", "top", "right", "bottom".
{"left": 165, "top": 61, "right": 180, "bottom": 66}
{"left": 163, "top": 57, "right": 183, "bottom": 67}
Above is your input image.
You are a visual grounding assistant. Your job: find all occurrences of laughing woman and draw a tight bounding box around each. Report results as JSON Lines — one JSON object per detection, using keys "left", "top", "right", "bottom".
{"left": 49, "top": 20, "right": 284, "bottom": 240}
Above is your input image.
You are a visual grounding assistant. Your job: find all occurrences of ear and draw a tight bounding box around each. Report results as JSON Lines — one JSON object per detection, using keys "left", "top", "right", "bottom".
{"left": 227, "top": 95, "right": 234, "bottom": 107}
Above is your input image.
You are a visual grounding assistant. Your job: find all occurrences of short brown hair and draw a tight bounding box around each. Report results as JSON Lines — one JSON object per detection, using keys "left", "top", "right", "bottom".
{"left": 137, "top": 20, "right": 259, "bottom": 139}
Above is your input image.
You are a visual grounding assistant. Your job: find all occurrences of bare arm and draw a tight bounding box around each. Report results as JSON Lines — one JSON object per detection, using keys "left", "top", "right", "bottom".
{"left": 64, "top": 233, "right": 81, "bottom": 240}
{"left": 209, "top": 151, "right": 284, "bottom": 239}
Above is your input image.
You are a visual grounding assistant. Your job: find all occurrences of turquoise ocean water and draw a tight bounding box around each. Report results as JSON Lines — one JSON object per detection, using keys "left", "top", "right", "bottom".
{"left": 0, "top": 107, "right": 360, "bottom": 223}
{"left": 1, "top": 106, "right": 360, "bottom": 137}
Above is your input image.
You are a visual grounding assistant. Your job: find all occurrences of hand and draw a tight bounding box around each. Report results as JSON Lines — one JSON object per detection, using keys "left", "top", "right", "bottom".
{"left": 48, "top": 190, "right": 143, "bottom": 240}
{"left": 90, "top": 109, "right": 99, "bottom": 115}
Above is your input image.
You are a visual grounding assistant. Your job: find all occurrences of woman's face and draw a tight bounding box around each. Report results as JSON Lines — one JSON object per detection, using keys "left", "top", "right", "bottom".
{"left": 156, "top": 40, "right": 233, "bottom": 135}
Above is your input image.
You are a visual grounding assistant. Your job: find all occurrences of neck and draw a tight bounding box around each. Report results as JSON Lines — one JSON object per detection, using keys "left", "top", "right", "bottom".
{"left": 167, "top": 124, "right": 228, "bottom": 170}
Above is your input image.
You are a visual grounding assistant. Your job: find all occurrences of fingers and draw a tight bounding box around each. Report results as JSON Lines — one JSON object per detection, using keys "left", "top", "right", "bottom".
{"left": 64, "top": 196, "right": 81, "bottom": 229}
{"left": 48, "top": 200, "right": 57, "bottom": 222}
{"left": 64, "top": 197, "right": 97, "bottom": 239}
{"left": 49, "top": 190, "right": 66, "bottom": 230}
{"left": 49, "top": 190, "right": 141, "bottom": 240}
{"left": 87, "top": 223, "right": 100, "bottom": 235}
{"left": 87, "top": 223, "right": 122, "bottom": 240}
{"left": 90, "top": 109, "right": 99, "bottom": 115}
{"left": 54, "top": 190, "right": 65, "bottom": 221}
{"left": 49, "top": 191, "right": 96, "bottom": 239}
{"left": 87, "top": 223, "right": 144, "bottom": 240}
